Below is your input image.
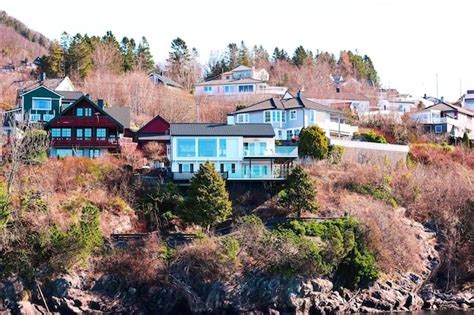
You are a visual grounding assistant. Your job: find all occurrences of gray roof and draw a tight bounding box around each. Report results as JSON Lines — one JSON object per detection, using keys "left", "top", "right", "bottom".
{"left": 103, "top": 107, "right": 131, "bottom": 129}
{"left": 149, "top": 73, "right": 183, "bottom": 88}
{"left": 233, "top": 96, "right": 343, "bottom": 115}
{"left": 170, "top": 123, "right": 275, "bottom": 137}
{"left": 57, "top": 90, "right": 84, "bottom": 101}
{"left": 424, "top": 102, "right": 474, "bottom": 117}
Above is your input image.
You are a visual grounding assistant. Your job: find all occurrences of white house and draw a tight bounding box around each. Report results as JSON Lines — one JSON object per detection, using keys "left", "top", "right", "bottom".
{"left": 194, "top": 65, "right": 287, "bottom": 97}
{"left": 228, "top": 93, "right": 358, "bottom": 140}
{"left": 412, "top": 101, "right": 474, "bottom": 139}
{"left": 169, "top": 122, "right": 297, "bottom": 181}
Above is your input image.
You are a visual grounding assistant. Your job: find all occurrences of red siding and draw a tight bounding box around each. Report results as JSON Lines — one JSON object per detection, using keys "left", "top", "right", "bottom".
{"left": 138, "top": 115, "right": 170, "bottom": 134}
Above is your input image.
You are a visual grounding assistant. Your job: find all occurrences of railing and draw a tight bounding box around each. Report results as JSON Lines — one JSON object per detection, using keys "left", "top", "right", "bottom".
{"left": 51, "top": 137, "right": 119, "bottom": 147}
{"left": 258, "top": 86, "right": 288, "bottom": 95}
{"left": 244, "top": 146, "right": 298, "bottom": 158}
{"left": 49, "top": 116, "right": 119, "bottom": 128}
{"left": 174, "top": 171, "right": 228, "bottom": 181}
{"left": 328, "top": 121, "right": 358, "bottom": 135}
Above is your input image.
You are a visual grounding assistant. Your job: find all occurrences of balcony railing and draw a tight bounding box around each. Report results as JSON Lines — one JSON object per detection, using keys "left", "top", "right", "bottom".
{"left": 51, "top": 137, "right": 119, "bottom": 147}
{"left": 328, "top": 121, "right": 358, "bottom": 135}
{"left": 244, "top": 146, "right": 298, "bottom": 158}
{"left": 49, "top": 116, "right": 120, "bottom": 128}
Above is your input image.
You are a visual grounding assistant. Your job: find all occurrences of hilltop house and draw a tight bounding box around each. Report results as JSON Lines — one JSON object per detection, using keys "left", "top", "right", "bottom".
{"left": 4, "top": 79, "right": 84, "bottom": 128}
{"left": 149, "top": 72, "right": 183, "bottom": 89}
{"left": 412, "top": 101, "right": 474, "bottom": 139}
{"left": 169, "top": 122, "right": 298, "bottom": 181}
{"left": 194, "top": 65, "right": 287, "bottom": 97}
{"left": 44, "top": 96, "right": 130, "bottom": 158}
{"left": 228, "top": 93, "right": 358, "bottom": 140}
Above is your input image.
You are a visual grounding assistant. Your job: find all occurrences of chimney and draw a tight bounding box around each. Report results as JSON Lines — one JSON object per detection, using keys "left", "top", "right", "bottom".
{"left": 97, "top": 99, "right": 104, "bottom": 109}
{"left": 39, "top": 72, "right": 46, "bottom": 83}
{"left": 297, "top": 89, "right": 303, "bottom": 98}
{"left": 227, "top": 114, "right": 235, "bottom": 125}
{"left": 440, "top": 96, "right": 444, "bottom": 102}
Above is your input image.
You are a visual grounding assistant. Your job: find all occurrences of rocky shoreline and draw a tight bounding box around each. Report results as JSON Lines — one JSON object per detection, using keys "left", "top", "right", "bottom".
{"left": 1, "top": 222, "right": 472, "bottom": 314}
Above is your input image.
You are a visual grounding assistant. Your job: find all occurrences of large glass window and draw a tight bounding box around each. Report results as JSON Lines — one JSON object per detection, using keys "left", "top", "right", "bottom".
{"left": 219, "top": 139, "right": 227, "bottom": 157}
{"left": 198, "top": 138, "right": 217, "bottom": 157}
{"left": 32, "top": 98, "right": 52, "bottom": 110}
{"left": 238, "top": 85, "right": 254, "bottom": 92}
{"left": 204, "top": 86, "right": 213, "bottom": 92}
{"left": 272, "top": 111, "right": 281, "bottom": 122}
{"left": 51, "top": 128, "right": 61, "bottom": 138}
{"left": 176, "top": 139, "right": 196, "bottom": 157}
{"left": 96, "top": 128, "right": 106, "bottom": 140}
{"left": 258, "top": 142, "right": 267, "bottom": 155}
{"left": 56, "top": 149, "right": 73, "bottom": 158}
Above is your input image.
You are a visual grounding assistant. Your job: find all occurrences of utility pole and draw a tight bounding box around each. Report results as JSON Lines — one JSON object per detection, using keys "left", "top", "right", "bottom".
{"left": 436, "top": 73, "right": 439, "bottom": 99}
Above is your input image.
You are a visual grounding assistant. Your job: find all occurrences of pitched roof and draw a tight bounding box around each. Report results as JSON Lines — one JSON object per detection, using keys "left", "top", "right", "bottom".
{"left": 232, "top": 96, "right": 343, "bottom": 114}
{"left": 103, "top": 107, "right": 131, "bottom": 129}
{"left": 424, "top": 101, "right": 474, "bottom": 117}
{"left": 307, "top": 91, "right": 369, "bottom": 101}
{"left": 45, "top": 96, "right": 125, "bottom": 130}
{"left": 170, "top": 123, "right": 275, "bottom": 137}
{"left": 149, "top": 73, "right": 183, "bottom": 88}
{"left": 232, "top": 65, "right": 252, "bottom": 72}
{"left": 56, "top": 90, "right": 84, "bottom": 101}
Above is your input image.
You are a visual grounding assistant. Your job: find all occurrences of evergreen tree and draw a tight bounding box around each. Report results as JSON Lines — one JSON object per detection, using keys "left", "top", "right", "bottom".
{"left": 239, "top": 41, "right": 252, "bottom": 67}
{"left": 185, "top": 161, "right": 232, "bottom": 228}
{"left": 279, "top": 165, "right": 318, "bottom": 217}
{"left": 272, "top": 47, "right": 289, "bottom": 62}
{"left": 292, "top": 45, "right": 313, "bottom": 67}
{"left": 298, "top": 125, "right": 329, "bottom": 159}
{"left": 121, "top": 37, "right": 136, "bottom": 72}
{"left": 462, "top": 132, "right": 471, "bottom": 148}
{"left": 226, "top": 43, "right": 240, "bottom": 69}
{"left": 65, "top": 33, "right": 93, "bottom": 79}
{"left": 40, "top": 42, "right": 64, "bottom": 77}
{"left": 136, "top": 36, "right": 154, "bottom": 72}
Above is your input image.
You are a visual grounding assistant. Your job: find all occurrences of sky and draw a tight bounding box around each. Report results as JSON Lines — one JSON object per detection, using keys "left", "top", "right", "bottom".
{"left": 1, "top": 0, "right": 473, "bottom": 100}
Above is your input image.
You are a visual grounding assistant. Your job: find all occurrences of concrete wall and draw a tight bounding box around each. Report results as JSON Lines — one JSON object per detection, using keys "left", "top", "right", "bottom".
{"left": 331, "top": 139, "right": 409, "bottom": 164}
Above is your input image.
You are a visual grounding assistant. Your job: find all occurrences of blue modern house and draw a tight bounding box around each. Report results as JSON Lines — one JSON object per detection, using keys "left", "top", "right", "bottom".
{"left": 227, "top": 93, "right": 358, "bottom": 140}
{"left": 169, "top": 122, "right": 298, "bottom": 181}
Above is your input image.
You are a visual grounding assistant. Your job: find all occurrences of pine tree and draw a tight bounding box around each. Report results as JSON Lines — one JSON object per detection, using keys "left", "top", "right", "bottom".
{"left": 239, "top": 41, "right": 252, "bottom": 67}
{"left": 226, "top": 43, "right": 240, "bottom": 69}
{"left": 121, "top": 37, "right": 136, "bottom": 72}
{"left": 279, "top": 165, "right": 318, "bottom": 217}
{"left": 136, "top": 36, "right": 154, "bottom": 72}
{"left": 462, "top": 132, "right": 471, "bottom": 148}
{"left": 298, "top": 125, "right": 329, "bottom": 159}
{"left": 292, "top": 45, "right": 313, "bottom": 67}
{"left": 40, "top": 42, "right": 64, "bottom": 77}
{"left": 272, "top": 47, "right": 289, "bottom": 62}
{"left": 185, "top": 161, "right": 232, "bottom": 228}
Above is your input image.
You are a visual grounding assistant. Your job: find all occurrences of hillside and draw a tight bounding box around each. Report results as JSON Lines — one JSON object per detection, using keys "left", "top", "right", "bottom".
{"left": 0, "top": 10, "right": 49, "bottom": 65}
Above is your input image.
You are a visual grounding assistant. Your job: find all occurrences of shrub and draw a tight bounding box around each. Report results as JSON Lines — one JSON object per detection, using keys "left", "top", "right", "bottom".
{"left": 142, "top": 142, "right": 167, "bottom": 161}
{"left": 298, "top": 125, "right": 329, "bottom": 159}
{"left": 278, "top": 165, "right": 318, "bottom": 216}
{"left": 0, "top": 182, "right": 9, "bottom": 230}
{"left": 328, "top": 144, "right": 345, "bottom": 164}
{"left": 354, "top": 130, "right": 387, "bottom": 144}
{"left": 184, "top": 161, "right": 232, "bottom": 228}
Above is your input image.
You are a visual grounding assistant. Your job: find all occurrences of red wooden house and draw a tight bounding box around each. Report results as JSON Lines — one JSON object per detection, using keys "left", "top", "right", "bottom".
{"left": 135, "top": 114, "right": 170, "bottom": 157}
{"left": 45, "top": 95, "right": 128, "bottom": 158}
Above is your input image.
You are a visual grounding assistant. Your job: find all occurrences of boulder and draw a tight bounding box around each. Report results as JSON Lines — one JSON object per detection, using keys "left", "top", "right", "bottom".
{"left": 310, "top": 279, "right": 333, "bottom": 293}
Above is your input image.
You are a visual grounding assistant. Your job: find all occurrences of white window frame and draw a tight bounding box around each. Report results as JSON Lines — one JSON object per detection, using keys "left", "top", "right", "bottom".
{"left": 289, "top": 110, "right": 297, "bottom": 120}
{"left": 32, "top": 97, "right": 52, "bottom": 110}
{"left": 434, "top": 125, "right": 443, "bottom": 133}
{"left": 43, "top": 114, "right": 55, "bottom": 121}
{"left": 237, "top": 113, "right": 249, "bottom": 123}
{"left": 264, "top": 111, "right": 271, "bottom": 123}
{"left": 30, "top": 113, "right": 41, "bottom": 121}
